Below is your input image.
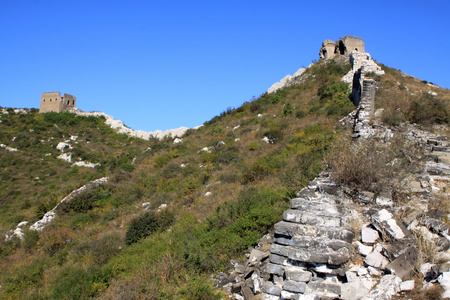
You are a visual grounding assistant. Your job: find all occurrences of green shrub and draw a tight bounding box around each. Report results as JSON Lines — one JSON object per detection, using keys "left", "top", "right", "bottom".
{"left": 125, "top": 210, "right": 174, "bottom": 245}
{"left": 210, "top": 127, "right": 224, "bottom": 135}
{"left": 242, "top": 163, "right": 270, "bottom": 184}
{"left": 120, "top": 163, "right": 135, "bottom": 172}
{"left": 162, "top": 163, "right": 182, "bottom": 179}
{"left": 178, "top": 276, "right": 223, "bottom": 300}
{"left": 250, "top": 103, "right": 261, "bottom": 113}
{"left": 318, "top": 82, "right": 349, "bottom": 102}
{"left": 283, "top": 102, "right": 294, "bottom": 116}
{"left": 58, "top": 188, "right": 109, "bottom": 214}
{"left": 22, "top": 229, "right": 39, "bottom": 253}
{"left": 296, "top": 110, "right": 306, "bottom": 119}
{"left": 50, "top": 265, "right": 110, "bottom": 299}
{"left": 153, "top": 154, "right": 171, "bottom": 168}
{"left": 71, "top": 234, "right": 122, "bottom": 266}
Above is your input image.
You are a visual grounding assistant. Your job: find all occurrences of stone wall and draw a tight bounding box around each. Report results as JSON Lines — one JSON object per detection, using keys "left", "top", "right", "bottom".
{"left": 39, "top": 92, "right": 76, "bottom": 113}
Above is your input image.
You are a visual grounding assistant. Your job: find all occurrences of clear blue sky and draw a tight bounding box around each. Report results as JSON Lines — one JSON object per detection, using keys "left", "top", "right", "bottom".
{"left": 1, "top": 0, "right": 449, "bottom": 131}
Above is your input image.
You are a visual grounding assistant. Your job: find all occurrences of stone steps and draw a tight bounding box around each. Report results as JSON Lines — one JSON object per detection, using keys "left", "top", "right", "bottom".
{"left": 268, "top": 171, "right": 353, "bottom": 281}
{"left": 290, "top": 198, "right": 342, "bottom": 214}
{"left": 274, "top": 235, "right": 350, "bottom": 250}
{"left": 274, "top": 221, "right": 354, "bottom": 242}
{"left": 283, "top": 210, "right": 342, "bottom": 226}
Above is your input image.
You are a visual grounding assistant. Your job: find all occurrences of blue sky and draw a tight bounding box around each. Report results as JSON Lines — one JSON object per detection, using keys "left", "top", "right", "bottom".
{"left": 1, "top": 0, "right": 449, "bottom": 132}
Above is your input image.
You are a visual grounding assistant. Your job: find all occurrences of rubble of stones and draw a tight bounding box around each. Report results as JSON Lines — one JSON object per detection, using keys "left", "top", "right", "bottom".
{"left": 215, "top": 123, "right": 450, "bottom": 299}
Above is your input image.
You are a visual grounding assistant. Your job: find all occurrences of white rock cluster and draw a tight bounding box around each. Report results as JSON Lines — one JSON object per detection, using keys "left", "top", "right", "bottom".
{"left": 0, "top": 144, "right": 19, "bottom": 152}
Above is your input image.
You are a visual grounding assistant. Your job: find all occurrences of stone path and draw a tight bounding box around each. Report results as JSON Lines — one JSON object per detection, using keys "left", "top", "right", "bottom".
{"left": 263, "top": 172, "right": 354, "bottom": 299}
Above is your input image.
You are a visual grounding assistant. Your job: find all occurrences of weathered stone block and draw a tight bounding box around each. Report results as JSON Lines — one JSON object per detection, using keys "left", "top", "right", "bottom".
{"left": 400, "top": 280, "right": 415, "bottom": 291}
{"left": 241, "top": 286, "right": 255, "bottom": 300}
{"left": 371, "top": 209, "right": 409, "bottom": 240}
{"left": 341, "top": 279, "right": 377, "bottom": 300}
{"left": 361, "top": 226, "right": 379, "bottom": 244}
{"left": 288, "top": 246, "right": 350, "bottom": 265}
{"left": 270, "top": 243, "right": 290, "bottom": 257}
{"left": 285, "top": 266, "right": 312, "bottom": 282}
{"left": 311, "top": 264, "right": 346, "bottom": 276}
{"left": 290, "top": 198, "right": 342, "bottom": 216}
{"left": 291, "top": 236, "right": 350, "bottom": 250}
{"left": 274, "top": 222, "right": 354, "bottom": 242}
{"left": 283, "top": 280, "right": 307, "bottom": 293}
{"left": 266, "top": 263, "right": 285, "bottom": 276}
{"left": 355, "top": 241, "right": 373, "bottom": 256}
{"left": 282, "top": 210, "right": 341, "bottom": 227}
{"left": 280, "top": 290, "right": 301, "bottom": 300}
{"left": 386, "top": 247, "right": 418, "bottom": 280}
{"left": 269, "top": 253, "right": 287, "bottom": 265}
{"left": 364, "top": 251, "right": 389, "bottom": 269}
{"left": 381, "top": 236, "right": 416, "bottom": 260}
{"left": 262, "top": 281, "right": 282, "bottom": 296}
{"left": 364, "top": 275, "right": 402, "bottom": 300}
{"left": 248, "top": 248, "right": 269, "bottom": 265}
{"left": 306, "top": 279, "right": 341, "bottom": 296}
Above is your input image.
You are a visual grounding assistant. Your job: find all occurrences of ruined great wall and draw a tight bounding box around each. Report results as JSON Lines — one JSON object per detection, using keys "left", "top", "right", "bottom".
{"left": 218, "top": 37, "right": 450, "bottom": 300}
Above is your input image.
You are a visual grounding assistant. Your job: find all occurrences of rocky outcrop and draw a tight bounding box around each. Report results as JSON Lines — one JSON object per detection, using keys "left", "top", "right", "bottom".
{"left": 267, "top": 68, "right": 307, "bottom": 94}
{"left": 75, "top": 110, "right": 199, "bottom": 140}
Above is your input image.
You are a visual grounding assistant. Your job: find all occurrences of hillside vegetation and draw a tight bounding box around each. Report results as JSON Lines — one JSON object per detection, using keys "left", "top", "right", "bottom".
{"left": 0, "top": 58, "right": 449, "bottom": 299}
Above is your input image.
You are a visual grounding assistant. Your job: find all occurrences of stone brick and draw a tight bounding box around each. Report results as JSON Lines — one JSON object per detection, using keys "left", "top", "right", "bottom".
{"left": 386, "top": 247, "right": 418, "bottom": 280}
{"left": 262, "top": 281, "right": 282, "bottom": 296}
{"left": 283, "top": 280, "right": 307, "bottom": 293}
{"left": 285, "top": 266, "right": 312, "bottom": 282}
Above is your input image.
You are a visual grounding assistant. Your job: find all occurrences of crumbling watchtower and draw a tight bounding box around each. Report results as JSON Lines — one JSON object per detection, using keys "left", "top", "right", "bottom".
{"left": 319, "top": 36, "right": 365, "bottom": 59}
{"left": 39, "top": 92, "right": 76, "bottom": 113}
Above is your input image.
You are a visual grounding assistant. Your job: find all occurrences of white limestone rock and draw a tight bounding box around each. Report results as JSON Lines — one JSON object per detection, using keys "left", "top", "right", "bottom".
{"left": 364, "top": 251, "right": 389, "bottom": 269}
{"left": 363, "top": 275, "right": 402, "bottom": 300}
{"left": 341, "top": 278, "right": 377, "bottom": 300}
{"left": 356, "top": 241, "right": 373, "bottom": 256}
{"left": 56, "top": 142, "right": 71, "bottom": 151}
{"left": 0, "top": 144, "right": 19, "bottom": 152}
{"left": 357, "top": 267, "right": 368, "bottom": 276}
{"left": 367, "top": 266, "right": 382, "bottom": 276}
{"left": 361, "top": 226, "right": 379, "bottom": 244}
{"left": 400, "top": 280, "right": 415, "bottom": 291}
{"left": 438, "top": 272, "right": 450, "bottom": 298}
{"left": 57, "top": 153, "right": 72, "bottom": 162}
{"left": 72, "top": 161, "right": 99, "bottom": 168}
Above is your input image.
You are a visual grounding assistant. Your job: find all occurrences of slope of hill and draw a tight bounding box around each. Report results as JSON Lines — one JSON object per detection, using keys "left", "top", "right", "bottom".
{"left": 0, "top": 50, "right": 449, "bottom": 299}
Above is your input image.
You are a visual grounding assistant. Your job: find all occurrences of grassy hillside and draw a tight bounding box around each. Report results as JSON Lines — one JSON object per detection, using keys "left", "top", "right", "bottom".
{"left": 0, "top": 58, "right": 449, "bottom": 299}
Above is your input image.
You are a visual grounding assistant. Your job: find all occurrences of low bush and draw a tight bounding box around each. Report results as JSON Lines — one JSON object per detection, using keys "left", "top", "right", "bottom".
{"left": 242, "top": 163, "right": 270, "bottom": 184}
{"left": 263, "top": 129, "right": 283, "bottom": 144}
{"left": 409, "top": 94, "right": 449, "bottom": 125}
{"left": 125, "top": 210, "right": 174, "bottom": 245}
{"left": 326, "top": 136, "right": 418, "bottom": 193}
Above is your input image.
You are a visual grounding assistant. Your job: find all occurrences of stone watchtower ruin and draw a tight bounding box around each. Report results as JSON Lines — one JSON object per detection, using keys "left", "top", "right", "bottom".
{"left": 39, "top": 92, "right": 76, "bottom": 113}
{"left": 319, "top": 36, "right": 365, "bottom": 60}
